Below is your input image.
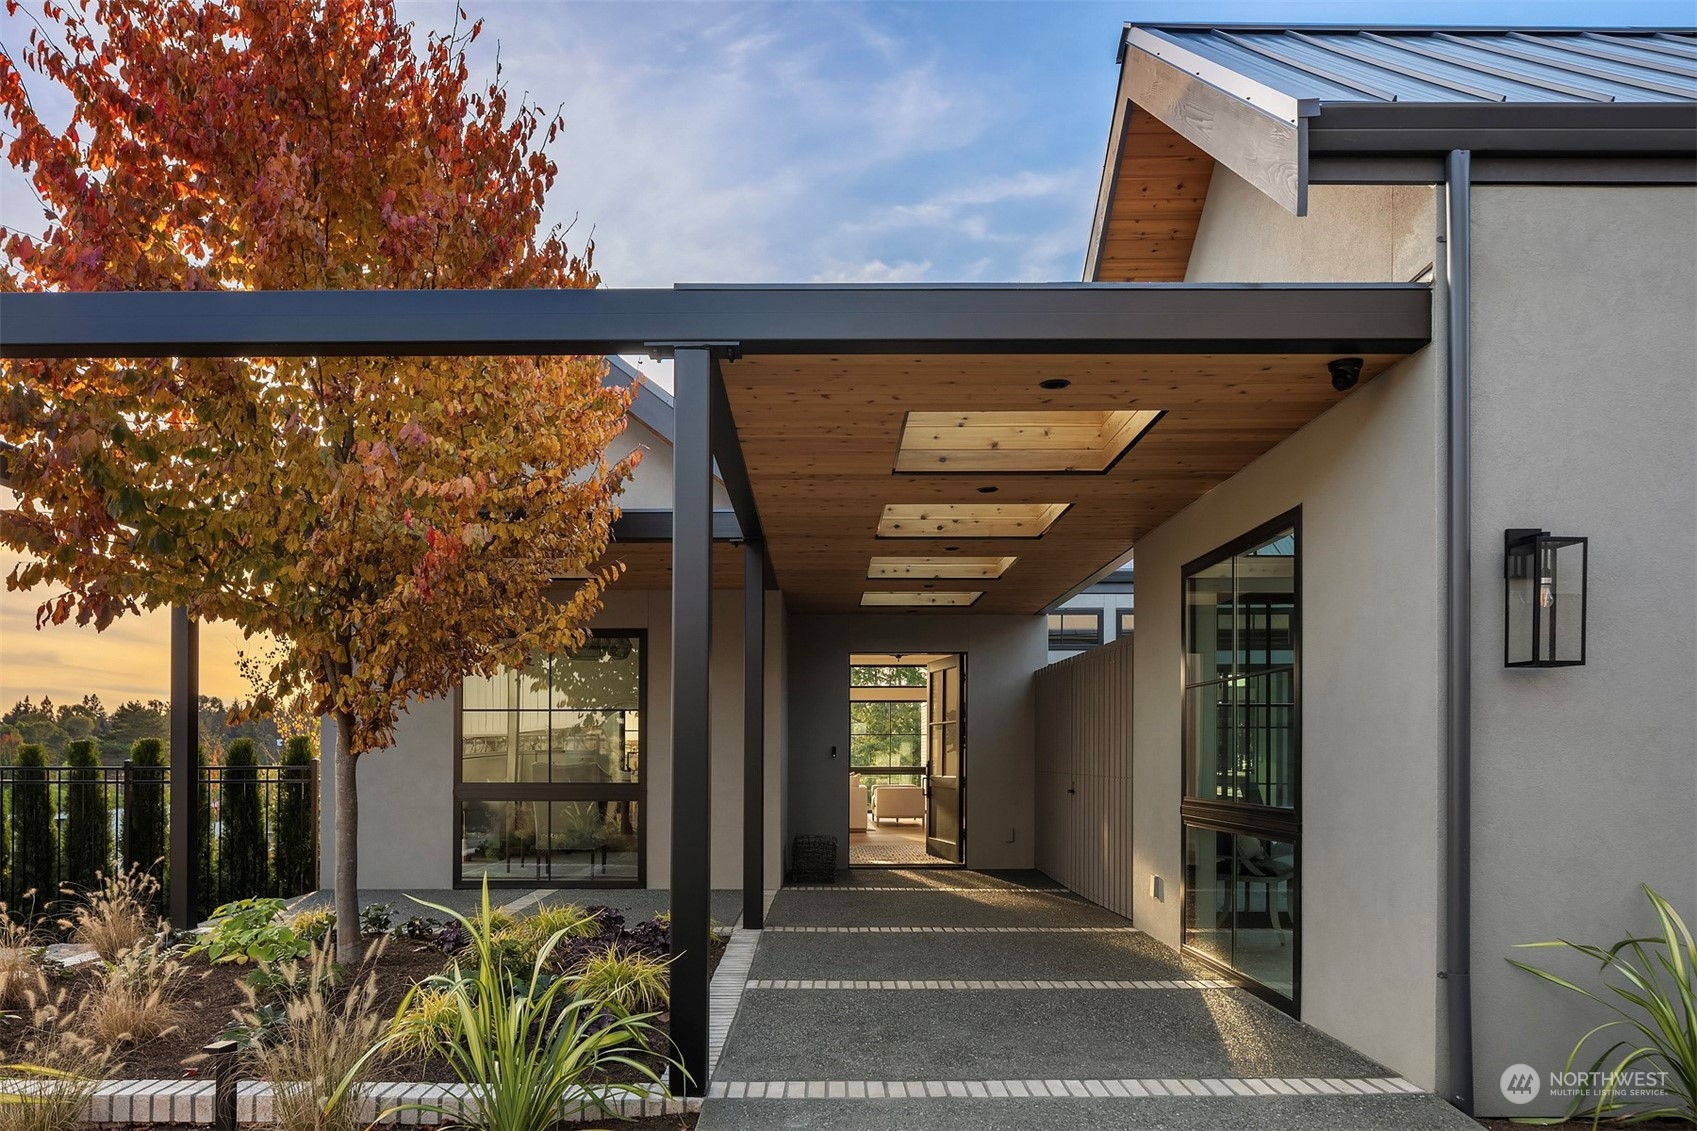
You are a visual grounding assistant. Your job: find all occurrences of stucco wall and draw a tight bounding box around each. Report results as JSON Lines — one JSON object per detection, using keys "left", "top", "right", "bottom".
{"left": 784, "top": 613, "right": 1048, "bottom": 873}
{"left": 1187, "top": 172, "right": 1436, "bottom": 283}
{"left": 319, "top": 584, "right": 787, "bottom": 895}
{"left": 1125, "top": 178, "right": 1447, "bottom": 1086}
{"left": 1467, "top": 185, "right": 1697, "bottom": 1117}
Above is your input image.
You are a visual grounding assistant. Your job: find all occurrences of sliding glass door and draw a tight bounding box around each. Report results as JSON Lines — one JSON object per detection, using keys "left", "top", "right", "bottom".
{"left": 455, "top": 632, "right": 644, "bottom": 887}
{"left": 1181, "top": 514, "right": 1299, "bottom": 1007}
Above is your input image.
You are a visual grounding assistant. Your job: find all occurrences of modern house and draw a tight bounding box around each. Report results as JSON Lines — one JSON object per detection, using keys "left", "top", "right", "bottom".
{"left": 3, "top": 22, "right": 1692, "bottom": 1120}
{"left": 1047, "top": 562, "right": 1135, "bottom": 660}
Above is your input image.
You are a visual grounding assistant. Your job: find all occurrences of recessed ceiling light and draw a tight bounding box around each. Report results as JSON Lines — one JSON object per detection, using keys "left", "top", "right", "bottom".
{"left": 861, "top": 591, "right": 983, "bottom": 608}
{"left": 877, "top": 503, "right": 1069, "bottom": 539}
{"left": 894, "top": 410, "right": 1162, "bottom": 473}
{"left": 944, "top": 546, "right": 961, "bottom": 552}
{"left": 976, "top": 485, "right": 999, "bottom": 494}
{"left": 1039, "top": 378, "right": 1071, "bottom": 390}
{"left": 868, "top": 556, "right": 1018, "bottom": 580}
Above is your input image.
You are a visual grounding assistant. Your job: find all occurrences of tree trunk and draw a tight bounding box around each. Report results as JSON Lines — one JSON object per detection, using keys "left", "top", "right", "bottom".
{"left": 333, "top": 711, "right": 359, "bottom": 964}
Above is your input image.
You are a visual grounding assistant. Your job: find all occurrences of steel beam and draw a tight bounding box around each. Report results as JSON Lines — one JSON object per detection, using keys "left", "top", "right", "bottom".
{"left": 742, "top": 542, "right": 767, "bottom": 931}
{"left": 668, "top": 347, "right": 714, "bottom": 1098}
{"left": 168, "top": 606, "right": 199, "bottom": 929}
{"left": 0, "top": 283, "right": 1432, "bottom": 360}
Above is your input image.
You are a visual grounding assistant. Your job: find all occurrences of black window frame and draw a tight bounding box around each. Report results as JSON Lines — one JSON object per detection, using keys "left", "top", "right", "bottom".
{"left": 452, "top": 628, "right": 648, "bottom": 889}
{"left": 1179, "top": 508, "right": 1302, "bottom": 1013}
{"left": 1048, "top": 608, "right": 1104, "bottom": 651}
{"left": 1116, "top": 609, "right": 1136, "bottom": 638}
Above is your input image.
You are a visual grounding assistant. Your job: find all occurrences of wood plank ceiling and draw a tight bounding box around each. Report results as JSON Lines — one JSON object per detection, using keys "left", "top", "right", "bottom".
{"left": 1094, "top": 109, "right": 1216, "bottom": 282}
{"left": 722, "top": 351, "right": 1406, "bottom": 614}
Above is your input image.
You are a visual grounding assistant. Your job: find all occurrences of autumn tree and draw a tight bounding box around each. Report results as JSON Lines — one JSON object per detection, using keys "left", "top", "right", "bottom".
{"left": 0, "top": 0, "right": 636, "bottom": 959}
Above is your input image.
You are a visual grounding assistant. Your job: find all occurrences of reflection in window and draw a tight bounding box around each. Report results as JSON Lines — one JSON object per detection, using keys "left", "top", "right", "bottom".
{"left": 460, "top": 636, "right": 641, "bottom": 785}
{"left": 1183, "top": 531, "right": 1295, "bottom": 808}
{"left": 460, "top": 799, "right": 640, "bottom": 884}
{"left": 1048, "top": 609, "right": 1103, "bottom": 650}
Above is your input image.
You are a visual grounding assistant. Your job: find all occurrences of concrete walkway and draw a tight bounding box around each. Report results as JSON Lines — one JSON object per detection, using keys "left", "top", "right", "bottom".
{"left": 699, "top": 870, "right": 1477, "bottom": 1130}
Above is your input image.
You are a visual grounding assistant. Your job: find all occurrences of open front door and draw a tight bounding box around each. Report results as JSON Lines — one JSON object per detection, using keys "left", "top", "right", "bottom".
{"left": 924, "top": 655, "right": 965, "bottom": 863}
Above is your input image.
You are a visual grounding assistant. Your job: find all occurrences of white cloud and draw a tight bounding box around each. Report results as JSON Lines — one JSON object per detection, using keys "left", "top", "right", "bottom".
{"left": 810, "top": 258, "right": 933, "bottom": 283}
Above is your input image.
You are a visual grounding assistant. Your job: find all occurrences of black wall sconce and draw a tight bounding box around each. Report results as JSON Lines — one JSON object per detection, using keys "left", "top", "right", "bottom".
{"left": 1504, "top": 529, "right": 1587, "bottom": 667}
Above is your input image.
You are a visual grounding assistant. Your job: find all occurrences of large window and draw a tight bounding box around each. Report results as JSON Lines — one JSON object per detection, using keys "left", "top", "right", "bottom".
{"left": 849, "top": 664, "right": 926, "bottom": 790}
{"left": 456, "top": 633, "right": 644, "bottom": 886}
{"left": 1181, "top": 515, "right": 1299, "bottom": 1007}
{"left": 1048, "top": 609, "right": 1103, "bottom": 651}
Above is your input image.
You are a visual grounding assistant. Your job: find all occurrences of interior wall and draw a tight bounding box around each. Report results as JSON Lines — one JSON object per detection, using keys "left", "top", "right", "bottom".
{"left": 320, "top": 583, "right": 787, "bottom": 895}
{"left": 1467, "top": 185, "right": 1697, "bottom": 1117}
{"left": 784, "top": 613, "right": 1048, "bottom": 873}
{"left": 1034, "top": 636, "right": 1135, "bottom": 917}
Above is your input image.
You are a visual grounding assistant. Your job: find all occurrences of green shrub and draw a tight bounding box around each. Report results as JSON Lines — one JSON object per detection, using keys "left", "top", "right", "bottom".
{"left": 221, "top": 739, "right": 268, "bottom": 898}
{"left": 7, "top": 745, "right": 54, "bottom": 909}
{"left": 288, "top": 908, "right": 336, "bottom": 945}
{"left": 196, "top": 744, "right": 215, "bottom": 918}
{"left": 273, "top": 736, "right": 316, "bottom": 896}
{"left": 571, "top": 948, "right": 671, "bottom": 1014}
{"left": 491, "top": 903, "right": 601, "bottom": 972}
{"left": 191, "top": 897, "right": 310, "bottom": 965}
{"left": 61, "top": 739, "right": 109, "bottom": 892}
{"left": 123, "top": 738, "right": 168, "bottom": 879}
{"left": 1510, "top": 883, "right": 1697, "bottom": 1125}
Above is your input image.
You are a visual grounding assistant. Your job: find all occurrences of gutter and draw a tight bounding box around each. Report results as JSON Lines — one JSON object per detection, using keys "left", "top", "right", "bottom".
{"left": 1442, "top": 148, "right": 1476, "bottom": 1115}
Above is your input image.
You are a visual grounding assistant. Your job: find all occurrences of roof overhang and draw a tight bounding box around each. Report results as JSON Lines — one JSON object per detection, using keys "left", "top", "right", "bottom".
{"left": 1088, "top": 24, "right": 1697, "bottom": 280}
{"left": 0, "top": 282, "right": 1430, "bottom": 614}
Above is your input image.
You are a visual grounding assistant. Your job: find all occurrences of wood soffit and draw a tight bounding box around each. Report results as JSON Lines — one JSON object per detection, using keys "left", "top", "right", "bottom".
{"left": 721, "top": 351, "right": 1407, "bottom": 614}
{"left": 1095, "top": 110, "right": 1218, "bottom": 283}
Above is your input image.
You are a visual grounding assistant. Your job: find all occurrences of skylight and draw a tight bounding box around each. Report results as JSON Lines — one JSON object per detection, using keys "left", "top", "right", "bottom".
{"left": 860, "top": 591, "right": 983, "bottom": 607}
{"left": 877, "top": 503, "right": 1069, "bottom": 539}
{"left": 867, "top": 555, "right": 1019, "bottom": 580}
{"left": 894, "top": 410, "right": 1162, "bottom": 473}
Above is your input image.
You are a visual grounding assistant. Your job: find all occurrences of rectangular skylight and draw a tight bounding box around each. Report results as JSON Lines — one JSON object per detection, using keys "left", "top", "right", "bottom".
{"left": 877, "top": 503, "right": 1069, "bottom": 539}
{"left": 860, "top": 591, "right": 983, "bottom": 607}
{"left": 894, "top": 410, "right": 1162, "bottom": 473}
{"left": 867, "top": 555, "right": 1018, "bottom": 580}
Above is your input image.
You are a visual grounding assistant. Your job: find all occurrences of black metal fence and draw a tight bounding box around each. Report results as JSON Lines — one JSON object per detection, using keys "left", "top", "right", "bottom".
{"left": 0, "top": 761, "right": 318, "bottom": 918}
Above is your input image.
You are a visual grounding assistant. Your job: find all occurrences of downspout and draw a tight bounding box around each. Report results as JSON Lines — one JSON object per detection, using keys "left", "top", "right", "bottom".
{"left": 1442, "top": 148, "right": 1475, "bottom": 1115}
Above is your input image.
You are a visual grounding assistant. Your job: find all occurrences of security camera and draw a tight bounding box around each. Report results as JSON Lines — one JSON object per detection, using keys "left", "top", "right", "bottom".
{"left": 1329, "top": 357, "right": 1364, "bottom": 392}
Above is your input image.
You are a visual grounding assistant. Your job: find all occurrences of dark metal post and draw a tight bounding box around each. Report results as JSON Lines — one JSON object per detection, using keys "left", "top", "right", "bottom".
{"left": 169, "top": 605, "right": 200, "bottom": 929}
{"left": 1442, "top": 148, "right": 1475, "bottom": 1116}
{"left": 669, "top": 346, "right": 714, "bottom": 1097}
{"left": 742, "top": 541, "right": 766, "bottom": 930}
{"left": 203, "top": 1039, "right": 239, "bottom": 1130}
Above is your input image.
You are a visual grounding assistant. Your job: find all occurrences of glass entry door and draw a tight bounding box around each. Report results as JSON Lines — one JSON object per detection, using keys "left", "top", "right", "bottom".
{"left": 455, "top": 632, "right": 644, "bottom": 886}
{"left": 924, "top": 655, "right": 965, "bottom": 863}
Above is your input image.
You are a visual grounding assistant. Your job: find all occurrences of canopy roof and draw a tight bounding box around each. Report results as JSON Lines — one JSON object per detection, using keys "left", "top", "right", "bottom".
{"left": 0, "top": 282, "right": 1430, "bottom": 613}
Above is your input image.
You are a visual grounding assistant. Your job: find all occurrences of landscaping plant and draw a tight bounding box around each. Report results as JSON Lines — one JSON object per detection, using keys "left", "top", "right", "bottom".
{"left": 191, "top": 898, "right": 311, "bottom": 966}
{"left": 0, "top": 911, "right": 42, "bottom": 1014}
{"left": 57, "top": 866, "right": 164, "bottom": 963}
{"left": 272, "top": 737, "right": 317, "bottom": 897}
{"left": 79, "top": 944, "right": 185, "bottom": 1047}
{"left": 571, "top": 948, "right": 672, "bottom": 1014}
{"left": 0, "top": 1012, "right": 107, "bottom": 1131}
{"left": 59, "top": 741, "right": 108, "bottom": 893}
{"left": 1510, "top": 883, "right": 1697, "bottom": 1125}
{"left": 354, "top": 883, "right": 677, "bottom": 1130}
{"left": 122, "top": 739, "right": 167, "bottom": 880}
{"left": 6, "top": 747, "right": 53, "bottom": 911}
{"left": 220, "top": 739, "right": 269, "bottom": 899}
{"left": 288, "top": 908, "right": 337, "bottom": 946}
{"left": 243, "top": 944, "right": 388, "bottom": 1131}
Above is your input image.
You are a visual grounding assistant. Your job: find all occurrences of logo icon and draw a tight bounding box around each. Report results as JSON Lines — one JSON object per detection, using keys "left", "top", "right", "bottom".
{"left": 1500, "top": 1064, "right": 1541, "bottom": 1104}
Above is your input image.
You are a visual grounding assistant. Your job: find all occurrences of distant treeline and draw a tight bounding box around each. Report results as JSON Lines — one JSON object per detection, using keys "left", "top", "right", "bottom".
{"left": 0, "top": 694, "right": 286, "bottom": 765}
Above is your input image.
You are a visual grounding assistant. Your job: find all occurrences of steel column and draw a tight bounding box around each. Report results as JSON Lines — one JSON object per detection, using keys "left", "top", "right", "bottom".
{"left": 668, "top": 347, "right": 714, "bottom": 1097}
{"left": 1442, "top": 148, "right": 1476, "bottom": 1116}
{"left": 742, "top": 542, "right": 766, "bottom": 930}
{"left": 168, "top": 606, "right": 200, "bottom": 929}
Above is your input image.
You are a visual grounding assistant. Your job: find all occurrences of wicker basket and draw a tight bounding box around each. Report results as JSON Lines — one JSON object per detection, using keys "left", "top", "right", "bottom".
{"left": 789, "top": 834, "right": 838, "bottom": 883}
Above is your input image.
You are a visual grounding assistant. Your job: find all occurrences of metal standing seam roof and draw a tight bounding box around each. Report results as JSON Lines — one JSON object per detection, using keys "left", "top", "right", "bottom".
{"left": 1125, "top": 26, "right": 1697, "bottom": 109}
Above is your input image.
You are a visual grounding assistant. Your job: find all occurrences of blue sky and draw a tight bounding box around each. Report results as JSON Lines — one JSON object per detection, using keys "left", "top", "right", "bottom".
{"left": 1, "top": 0, "right": 1692, "bottom": 705}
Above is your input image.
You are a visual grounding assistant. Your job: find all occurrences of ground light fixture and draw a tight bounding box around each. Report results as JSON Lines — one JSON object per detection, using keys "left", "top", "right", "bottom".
{"left": 1504, "top": 528, "right": 1587, "bottom": 667}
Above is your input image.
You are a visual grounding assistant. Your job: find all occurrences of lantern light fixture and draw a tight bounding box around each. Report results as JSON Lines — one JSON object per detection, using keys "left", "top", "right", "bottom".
{"left": 1504, "top": 528, "right": 1587, "bottom": 668}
